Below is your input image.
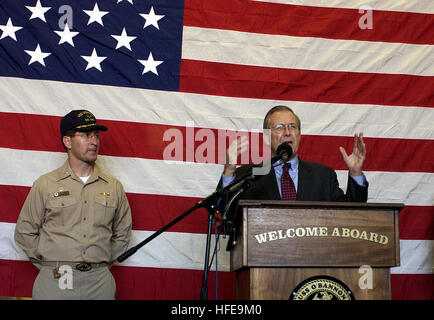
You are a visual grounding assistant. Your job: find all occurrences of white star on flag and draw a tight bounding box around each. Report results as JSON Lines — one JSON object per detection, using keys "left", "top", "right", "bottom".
{"left": 54, "top": 24, "right": 79, "bottom": 47}
{"left": 24, "top": 43, "right": 51, "bottom": 66}
{"left": 140, "top": 6, "right": 165, "bottom": 30}
{"left": 0, "top": 18, "right": 23, "bottom": 41}
{"left": 81, "top": 48, "right": 107, "bottom": 72}
{"left": 117, "top": 0, "right": 134, "bottom": 4}
{"left": 83, "top": 3, "right": 109, "bottom": 26}
{"left": 111, "top": 28, "right": 137, "bottom": 51}
{"left": 26, "top": 0, "right": 51, "bottom": 23}
{"left": 138, "top": 52, "right": 163, "bottom": 75}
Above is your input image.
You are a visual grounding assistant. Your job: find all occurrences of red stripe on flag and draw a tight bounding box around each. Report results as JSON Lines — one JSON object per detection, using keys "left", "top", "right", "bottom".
{"left": 127, "top": 192, "right": 210, "bottom": 233}
{"left": 0, "top": 185, "right": 210, "bottom": 234}
{"left": 1, "top": 259, "right": 432, "bottom": 300}
{"left": 298, "top": 135, "right": 434, "bottom": 174}
{"left": 1, "top": 112, "right": 433, "bottom": 173}
{"left": 399, "top": 206, "right": 434, "bottom": 240}
{"left": 0, "top": 259, "right": 38, "bottom": 298}
{"left": 2, "top": 185, "right": 432, "bottom": 239}
{"left": 180, "top": 59, "right": 434, "bottom": 108}
{"left": 391, "top": 274, "right": 434, "bottom": 300}
{"left": 184, "top": 0, "right": 434, "bottom": 45}
{"left": 0, "top": 259, "right": 237, "bottom": 299}
{"left": 112, "top": 265, "right": 236, "bottom": 300}
{"left": 0, "top": 185, "right": 28, "bottom": 223}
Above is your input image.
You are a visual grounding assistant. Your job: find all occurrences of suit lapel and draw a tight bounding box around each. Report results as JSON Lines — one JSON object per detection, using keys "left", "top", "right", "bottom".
{"left": 296, "top": 160, "right": 311, "bottom": 201}
{"left": 257, "top": 166, "right": 281, "bottom": 200}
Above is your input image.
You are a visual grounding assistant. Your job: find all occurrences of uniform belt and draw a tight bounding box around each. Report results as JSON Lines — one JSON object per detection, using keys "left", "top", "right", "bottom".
{"left": 42, "top": 261, "right": 108, "bottom": 272}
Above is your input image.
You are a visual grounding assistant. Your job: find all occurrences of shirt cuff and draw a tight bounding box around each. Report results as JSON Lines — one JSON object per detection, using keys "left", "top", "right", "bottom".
{"left": 221, "top": 174, "right": 236, "bottom": 188}
{"left": 350, "top": 173, "right": 367, "bottom": 187}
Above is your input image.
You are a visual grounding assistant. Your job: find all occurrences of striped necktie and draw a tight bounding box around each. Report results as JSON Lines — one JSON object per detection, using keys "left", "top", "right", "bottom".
{"left": 281, "top": 163, "right": 297, "bottom": 200}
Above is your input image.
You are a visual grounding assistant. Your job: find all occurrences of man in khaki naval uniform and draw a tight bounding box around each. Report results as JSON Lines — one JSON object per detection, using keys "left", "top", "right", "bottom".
{"left": 14, "top": 110, "right": 132, "bottom": 300}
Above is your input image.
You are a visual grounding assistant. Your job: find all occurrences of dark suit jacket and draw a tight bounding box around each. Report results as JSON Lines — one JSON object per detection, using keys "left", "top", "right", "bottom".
{"left": 218, "top": 159, "right": 368, "bottom": 204}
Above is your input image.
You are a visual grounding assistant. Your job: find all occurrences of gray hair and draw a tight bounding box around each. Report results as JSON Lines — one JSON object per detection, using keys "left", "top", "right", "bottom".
{"left": 263, "top": 105, "right": 301, "bottom": 130}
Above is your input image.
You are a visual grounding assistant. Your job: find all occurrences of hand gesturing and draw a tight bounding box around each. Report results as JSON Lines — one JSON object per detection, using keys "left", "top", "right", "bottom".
{"left": 339, "top": 132, "right": 366, "bottom": 177}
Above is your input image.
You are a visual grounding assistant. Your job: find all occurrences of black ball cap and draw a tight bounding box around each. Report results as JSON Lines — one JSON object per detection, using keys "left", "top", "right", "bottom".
{"left": 60, "top": 110, "right": 108, "bottom": 136}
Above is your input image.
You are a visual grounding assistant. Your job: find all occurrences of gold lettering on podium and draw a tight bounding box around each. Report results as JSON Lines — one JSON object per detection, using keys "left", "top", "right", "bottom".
{"left": 254, "top": 226, "right": 388, "bottom": 245}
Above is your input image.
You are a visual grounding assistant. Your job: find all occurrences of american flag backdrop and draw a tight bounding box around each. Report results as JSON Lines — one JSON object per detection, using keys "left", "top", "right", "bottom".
{"left": 0, "top": 0, "right": 433, "bottom": 300}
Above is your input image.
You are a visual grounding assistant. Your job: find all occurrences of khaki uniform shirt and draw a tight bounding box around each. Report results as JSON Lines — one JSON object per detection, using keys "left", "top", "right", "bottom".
{"left": 14, "top": 161, "right": 132, "bottom": 267}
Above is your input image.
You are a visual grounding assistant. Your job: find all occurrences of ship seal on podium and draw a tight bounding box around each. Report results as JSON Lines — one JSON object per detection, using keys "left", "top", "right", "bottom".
{"left": 290, "top": 275, "right": 354, "bottom": 300}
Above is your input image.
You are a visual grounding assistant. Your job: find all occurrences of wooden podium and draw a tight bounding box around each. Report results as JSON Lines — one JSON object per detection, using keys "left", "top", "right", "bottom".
{"left": 230, "top": 200, "right": 403, "bottom": 300}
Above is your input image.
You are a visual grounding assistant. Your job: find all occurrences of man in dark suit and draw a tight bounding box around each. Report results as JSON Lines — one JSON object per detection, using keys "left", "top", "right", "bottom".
{"left": 218, "top": 105, "right": 368, "bottom": 203}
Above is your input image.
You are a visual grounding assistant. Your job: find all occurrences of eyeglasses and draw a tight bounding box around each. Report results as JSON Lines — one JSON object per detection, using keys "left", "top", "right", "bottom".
{"left": 71, "top": 132, "right": 101, "bottom": 141}
{"left": 271, "top": 123, "right": 298, "bottom": 132}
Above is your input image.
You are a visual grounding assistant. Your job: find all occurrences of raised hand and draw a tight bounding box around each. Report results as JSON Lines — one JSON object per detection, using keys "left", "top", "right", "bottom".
{"left": 339, "top": 132, "right": 366, "bottom": 177}
{"left": 223, "top": 136, "right": 249, "bottom": 177}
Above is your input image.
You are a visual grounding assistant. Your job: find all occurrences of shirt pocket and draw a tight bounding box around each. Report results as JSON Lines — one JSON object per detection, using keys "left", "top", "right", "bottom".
{"left": 94, "top": 194, "right": 116, "bottom": 227}
{"left": 45, "top": 195, "right": 77, "bottom": 225}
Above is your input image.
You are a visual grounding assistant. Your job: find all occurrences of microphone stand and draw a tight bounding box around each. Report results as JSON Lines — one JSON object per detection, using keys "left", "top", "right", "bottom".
{"left": 116, "top": 167, "right": 259, "bottom": 300}
{"left": 199, "top": 170, "right": 257, "bottom": 300}
{"left": 116, "top": 144, "right": 292, "bottom": 299}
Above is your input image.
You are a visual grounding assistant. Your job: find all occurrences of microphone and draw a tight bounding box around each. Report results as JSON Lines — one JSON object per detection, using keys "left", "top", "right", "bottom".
{"left": 225, "top": 142, "right": 293, "bottom": 194}
{"left": 271, "top": 143, "right": 293, "bottom": 164}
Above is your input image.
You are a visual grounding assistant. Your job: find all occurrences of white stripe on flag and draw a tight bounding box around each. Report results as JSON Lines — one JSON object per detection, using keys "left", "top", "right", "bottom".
{"left": 251, "top": 0, "right": 434, "bottom": 14}
{"left": 0, "top": 222, "right": 230, "bottom": 271}
{"left": 0, "top": 148, "right": 433, "bottom": 205}
{"left": 1, "top": 222, "right": 431, "bottom": 273}
{"left": 391, "top": 240, "right": 434, "bottom": 274}
{"left": 121, "top": 229, "right": 230, "bottom": 271}
{"left": 182, "top": 27, "right": 434, "bottom": 76}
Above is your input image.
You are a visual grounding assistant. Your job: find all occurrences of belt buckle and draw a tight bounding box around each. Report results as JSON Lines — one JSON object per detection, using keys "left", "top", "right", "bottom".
{"left": 76, "top": 263, "right": 92, "bottom": 272}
